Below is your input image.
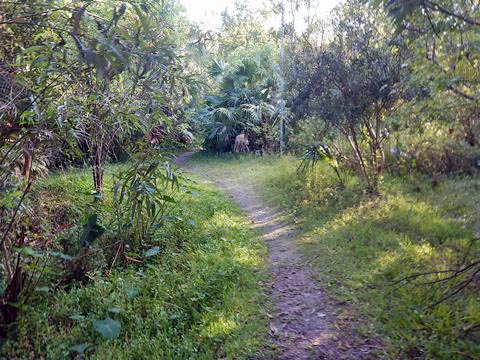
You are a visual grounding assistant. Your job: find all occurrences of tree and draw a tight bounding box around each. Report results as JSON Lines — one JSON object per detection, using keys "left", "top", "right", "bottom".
{"left": 0, "top": 0, "right": 202, "bottom": 335}
{"left": 201, "top": 58, "right": 278, "bottom": 152}
{"left": 60, "top": 1, "right": 199, "bottom": 193}
{"left": 291, "top": 1, "right": 405, "bottom": 193}
{"left": 376, "top": 0, "right": 480, "bottom": 148}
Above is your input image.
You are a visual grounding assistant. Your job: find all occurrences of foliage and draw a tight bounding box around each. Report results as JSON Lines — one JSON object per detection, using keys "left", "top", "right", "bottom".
{"left": 289, "top": 0, "right": 405, "bottom": 193}
{"left": 0, "top": 0, "right": 203, "bottom": 337}
{"left": 93, "top": 318, "right": 121, "bottom": 340}
{"left": 1, "top": 0, "right": 480, "bottom": 357}
{"left": 1, "top": 0, "right": 201, "bottom": 190}
{"left": 374, "top": 0, "right": 480, "bottom": 172}
{"left": 298, "top": 143, "right": 344, "bottom": 187}
{"left": 215, "top": 3, "right": 278, "bottom": 66}
{"left": 113, "top": 153, "right": 181, "bottom": 245}
{"left": 188, "top": 154, "right": 480, "bottom": 359}
{"left": 1, "top": 169, "right": 270, "bottom": 359}
{"left": 201, "top": 58, "right": 279, "bottom": 152}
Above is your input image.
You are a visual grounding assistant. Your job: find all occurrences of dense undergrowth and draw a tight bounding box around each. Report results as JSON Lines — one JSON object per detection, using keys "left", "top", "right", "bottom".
{"left": 1, "top": 165, "right": 270, "bottom": 359}
{"left": 188, "top": 153, "right": 480, "bottom": 359}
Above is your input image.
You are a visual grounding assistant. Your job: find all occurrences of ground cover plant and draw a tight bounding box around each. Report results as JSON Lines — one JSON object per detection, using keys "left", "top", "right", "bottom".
{"left": 187, "top": 153, "right": 480, "bottom": 359}
{"left": 1, "top": 165, "right": 270, "bottom": 358}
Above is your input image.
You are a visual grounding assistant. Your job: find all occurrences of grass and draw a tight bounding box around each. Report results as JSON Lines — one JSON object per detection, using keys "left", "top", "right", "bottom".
{"left": 2, "top": 164, "right": 271, "bottom": 359}
{"left": 188, "top": 152, "right": 480, "bottom": 359}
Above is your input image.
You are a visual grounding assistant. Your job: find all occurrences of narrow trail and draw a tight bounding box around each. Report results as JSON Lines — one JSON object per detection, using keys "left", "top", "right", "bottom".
{"left": 175, "top": 152, "right": 375, "bottom": 359}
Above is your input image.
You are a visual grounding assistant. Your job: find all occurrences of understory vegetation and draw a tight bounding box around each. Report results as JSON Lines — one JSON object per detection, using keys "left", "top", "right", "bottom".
{"left": 2, "top": 166, "right": 269, "bottom": 358}
{"left": 1, "top": 0, "right": 479, "bottom": 358}
{"left": 188, "top": 153, "right": 480, "bottom": 359}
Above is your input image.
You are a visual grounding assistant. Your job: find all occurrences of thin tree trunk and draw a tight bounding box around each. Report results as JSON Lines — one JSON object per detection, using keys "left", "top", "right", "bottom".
{"left": 343, "top": 125, "right": 373, "bottom": 191}
{"left": 1, "top": 241, "right": 13, "bottom": 281}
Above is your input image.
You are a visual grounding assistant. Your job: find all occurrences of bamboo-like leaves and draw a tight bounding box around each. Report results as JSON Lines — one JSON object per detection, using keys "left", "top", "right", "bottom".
{"left": 113, "top": 156, "right": 181, "bottom": 243}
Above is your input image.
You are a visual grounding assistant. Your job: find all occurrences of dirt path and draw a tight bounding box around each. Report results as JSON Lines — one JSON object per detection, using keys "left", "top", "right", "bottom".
{"left": 175, "top": 152, "right": 375, "bottom": 359}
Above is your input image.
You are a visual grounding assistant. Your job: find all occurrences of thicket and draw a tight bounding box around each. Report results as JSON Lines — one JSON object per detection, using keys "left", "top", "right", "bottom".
{"left": 196, "top": 4, "right": 282, "bottom": 153}
{"left": 0, "top": 0, "right": 205, "bottom": 340}
{"left": 286, "top": 0, "right": 479, "bottom": 189}
{"left": 194, "top": 0, "right": 479, "bottom": 189}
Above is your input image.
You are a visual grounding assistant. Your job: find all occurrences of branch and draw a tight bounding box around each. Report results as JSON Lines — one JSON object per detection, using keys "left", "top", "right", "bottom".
{"left": 428, "top": 267, "right": 480, "bottom": 309}
{"left": 392, "top": 260, "right": 480, "bottom": 286}
{"left": 390, "top": 259, "right": 480, "bottom": 308}
{"left": 426, "top": 1, "right": 480, "bottom": 27}
{"left": 423, "top": 3, "right": 439, "bottom": 37}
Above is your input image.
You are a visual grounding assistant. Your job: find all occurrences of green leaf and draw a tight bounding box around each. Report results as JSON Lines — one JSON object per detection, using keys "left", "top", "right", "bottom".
{"left": 161, "top": 195, "right": 176, "bottom": 203}
{"left": 49, "top": 251, "right": 73, "bottom": 261}
{"left": 140, "top": 2, "right": 149, "bottom": 13}
{"left": 145, "top": 263, "right": 157, "bottom": 271}
{"left": 70, "top": 343, "right": 90, "bottom": 354}
{"left": 93, "top": 318, "right": 121, "bottom": 339}
{"left": 80, "top": 214, "right": 105, "bottom": 247}
{"left": 144, "top": 246, "right": 161, "bottom": 257}
{"left": 35, "top": 286, "right": 50, "bottom": 293}
{"left": 126, "top": 288, "right": 139, "bottom": 299}
{"left": 16, "top": 246, "right": 43, "bottom": 258}
{"left": 22, "top": 45, "right": 46, "bottom": 53}
{"left": 31, "top": 56, "right": 49, "bottom": 68}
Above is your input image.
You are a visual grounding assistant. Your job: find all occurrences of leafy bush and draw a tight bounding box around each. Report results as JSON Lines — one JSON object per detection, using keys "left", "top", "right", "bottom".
{"left": 113, "top": 155, "right": 182, "bottom": 246}
{"left": 2, "top": 173, "right": 269, "bottom": 359}
{"left": 201, "top": 58, "right": 278, "bottom": 152}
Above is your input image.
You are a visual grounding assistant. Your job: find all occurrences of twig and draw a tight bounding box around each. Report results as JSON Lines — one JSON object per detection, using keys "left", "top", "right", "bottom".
{"left": 108, "top": 242, "right": 123, "bottom": 273}
{"left": 392, "top": 260, "right": 480, "bottom": 286}
{"left": 428, "top": 267, "right": 480, "bottom": 309}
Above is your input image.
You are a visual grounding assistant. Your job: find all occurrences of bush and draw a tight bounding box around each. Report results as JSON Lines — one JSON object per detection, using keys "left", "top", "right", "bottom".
{"left": 2, "top": 169, "right": 270, "bottom": 359}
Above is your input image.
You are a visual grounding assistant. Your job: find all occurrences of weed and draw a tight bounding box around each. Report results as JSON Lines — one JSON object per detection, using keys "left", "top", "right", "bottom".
{"left": 2, "top": 166, "right": 270, "bottom": 359}
{"left": 188, "top": 153, "right": 480, "bottom": 359}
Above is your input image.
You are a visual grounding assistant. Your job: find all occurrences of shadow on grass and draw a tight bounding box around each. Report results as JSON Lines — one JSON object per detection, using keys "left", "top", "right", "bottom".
{"left": 186, "top": 153, "right": 480, "bottom": 358}
{"left": 290, "top": 174, "right": 479, "bottom": 358}
{"left": 4, "top": 175, "right": 271, "bottom": 359}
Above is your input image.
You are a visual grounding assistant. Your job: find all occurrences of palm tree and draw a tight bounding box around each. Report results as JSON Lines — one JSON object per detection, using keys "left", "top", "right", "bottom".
{"left": 201, "top": 58, "right": 278, "bottom": 152}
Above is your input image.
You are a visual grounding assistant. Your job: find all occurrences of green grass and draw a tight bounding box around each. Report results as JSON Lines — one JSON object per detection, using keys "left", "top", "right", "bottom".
{"left": 2, "top": 165, "right": 270, "bottom": 359}
{"left": 188, "top": 152, "right": 480, "bottom": 359}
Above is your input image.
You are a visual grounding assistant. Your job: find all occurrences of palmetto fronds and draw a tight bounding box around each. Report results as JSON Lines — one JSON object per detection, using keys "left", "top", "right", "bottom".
{"left": 202, "top": 57, "right": 278, "bottom": 151}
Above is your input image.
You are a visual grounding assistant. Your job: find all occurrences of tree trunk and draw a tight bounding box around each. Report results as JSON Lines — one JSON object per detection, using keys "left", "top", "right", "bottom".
{"left": 344, "top": 126, "right": 374, "bottom": 192}
{"left": 364, "top": 117, "right": 385, "bottom": 194}
{"left": 21, "top": 141, "right": 33, "bottom": 180}
{"left": 92, "top": 152, "right": 104, "bottom": 194}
